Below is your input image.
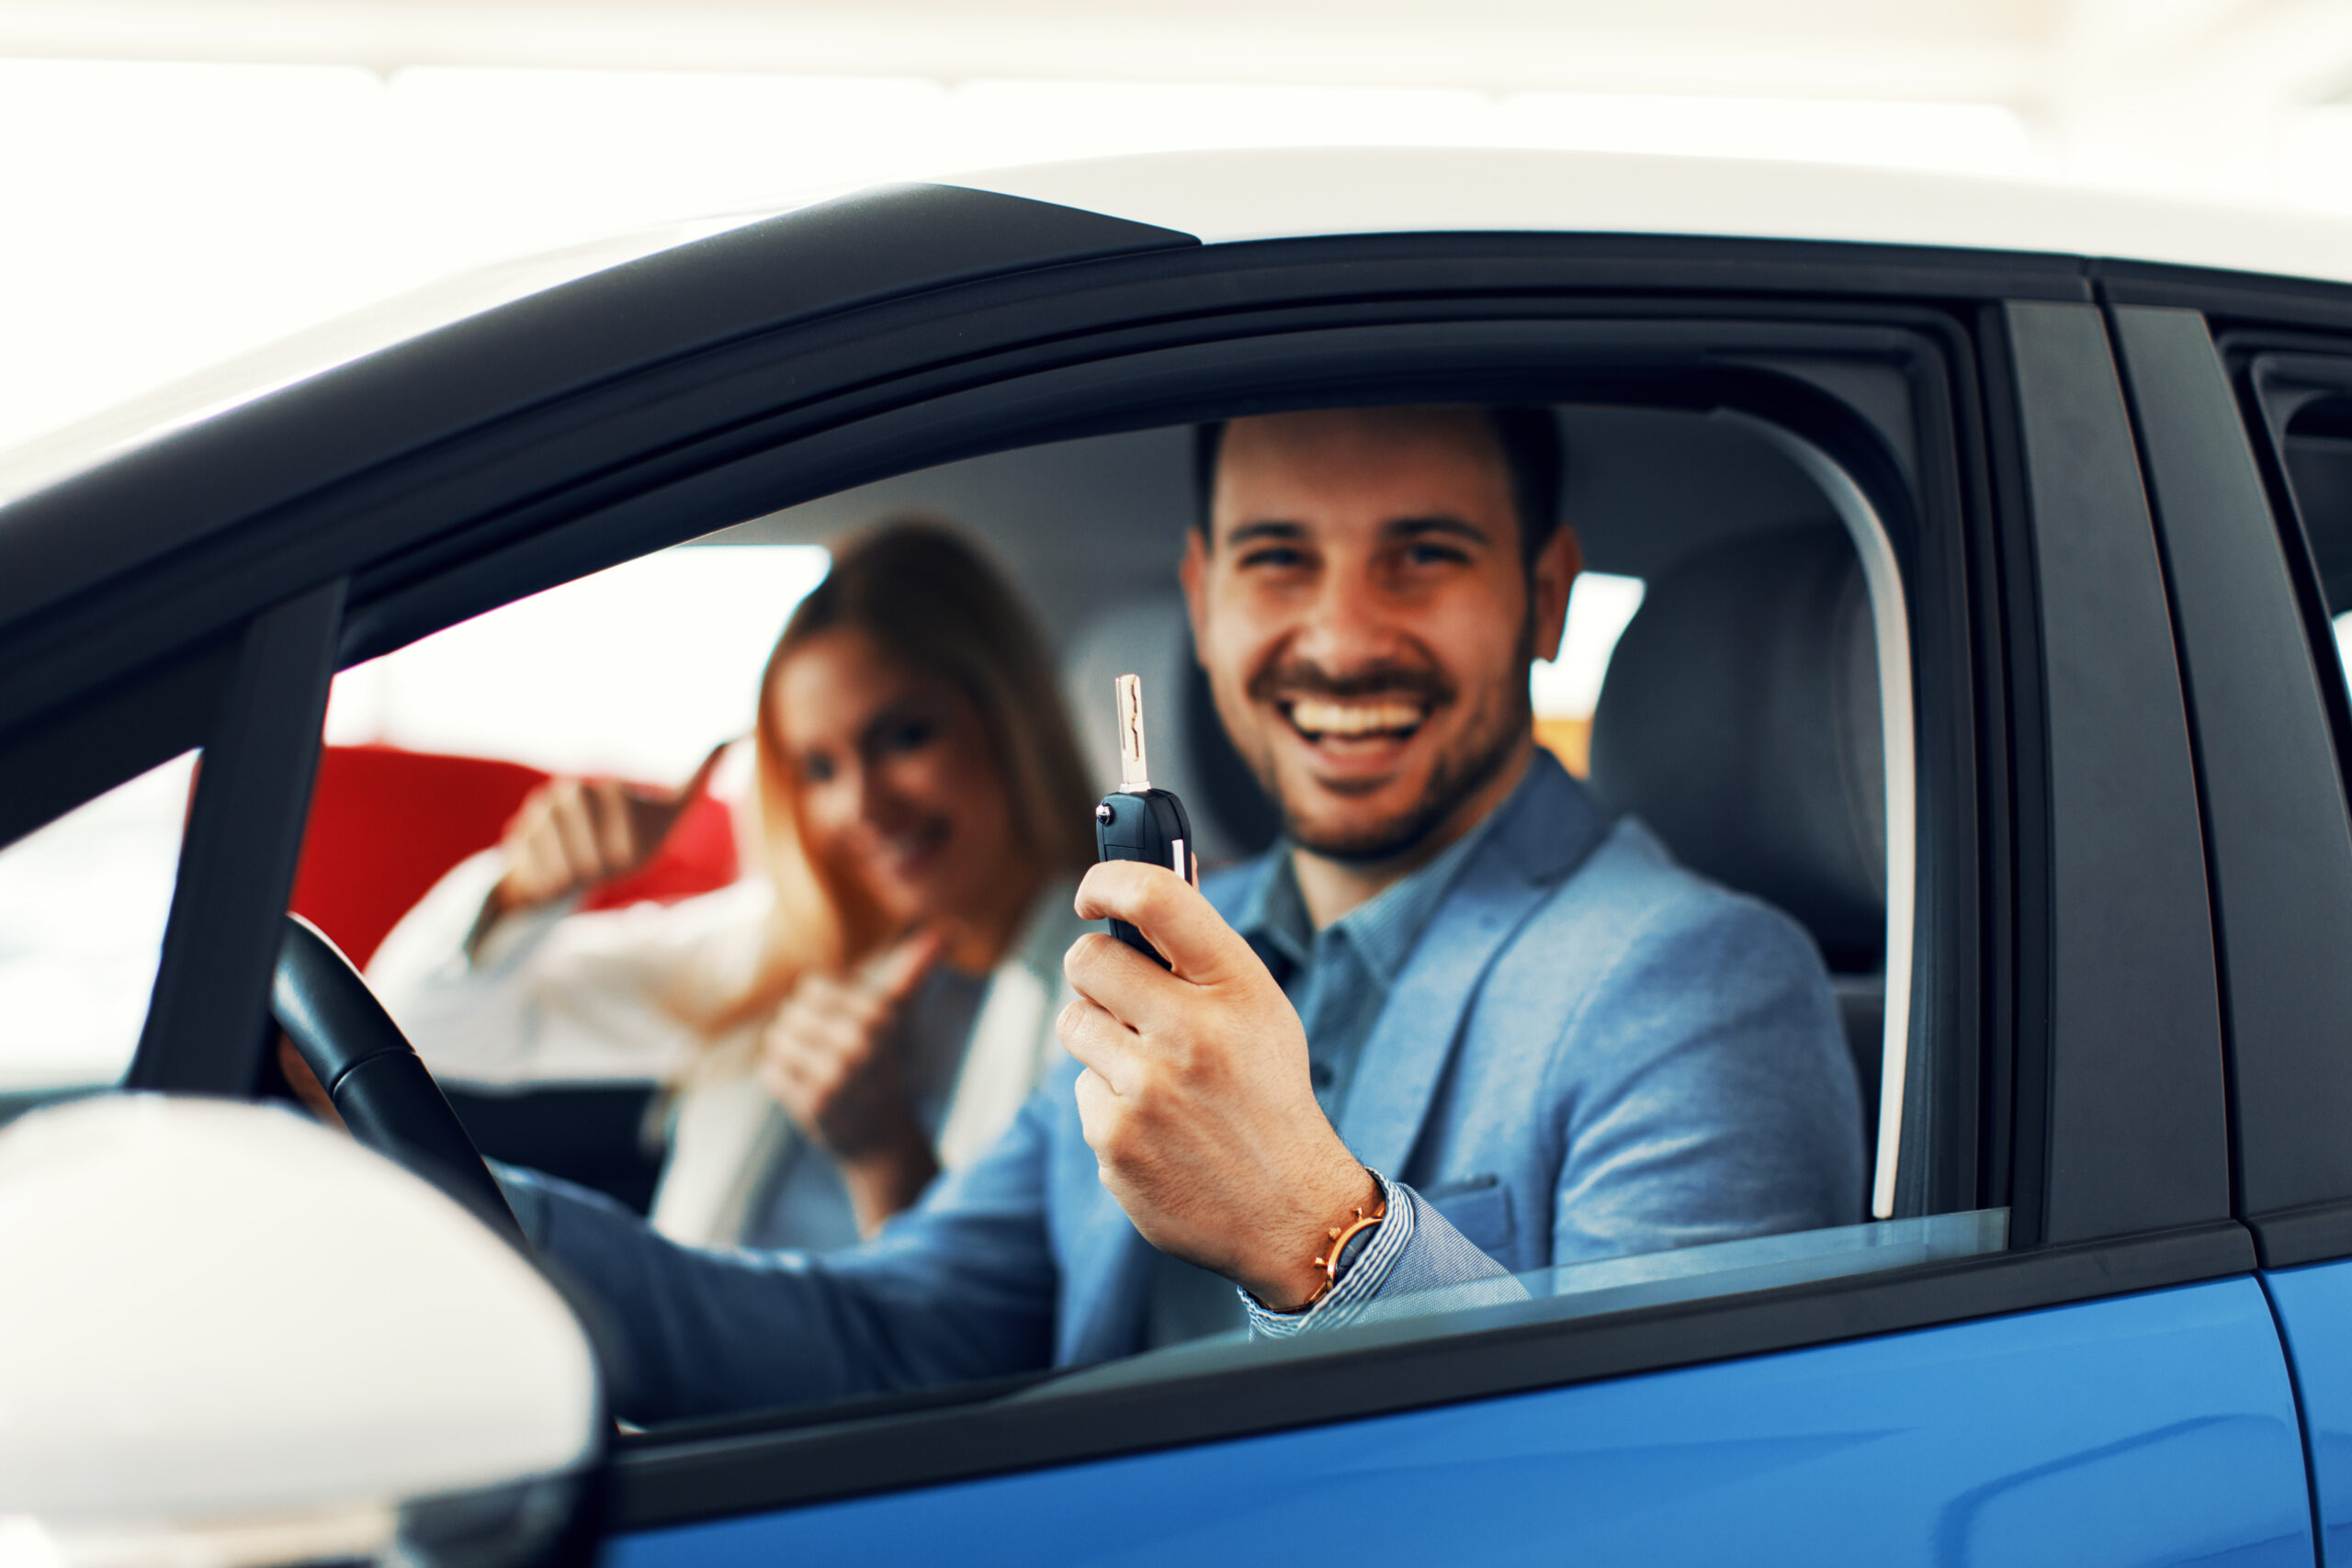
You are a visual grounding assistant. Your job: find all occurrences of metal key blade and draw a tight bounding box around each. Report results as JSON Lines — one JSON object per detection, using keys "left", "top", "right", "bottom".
{"left": 1115, "top": 673, "right": 1151, "bottom": 792}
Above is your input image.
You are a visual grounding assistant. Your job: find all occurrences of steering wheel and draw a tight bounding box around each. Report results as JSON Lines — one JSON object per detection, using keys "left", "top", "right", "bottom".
{"left": 271, "top": 913, "right": 525, "bottom": 1244}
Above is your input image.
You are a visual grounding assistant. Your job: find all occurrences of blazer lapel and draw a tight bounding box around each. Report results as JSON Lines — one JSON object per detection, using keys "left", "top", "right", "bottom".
{"left": 1337, "top": 755, "right": 1608, "bottom": 1176}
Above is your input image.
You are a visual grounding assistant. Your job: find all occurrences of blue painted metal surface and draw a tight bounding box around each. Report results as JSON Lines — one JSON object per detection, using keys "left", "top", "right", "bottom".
{"left": 615, "top": 1278, "right": 2311, "bottom": 1567}
{"left": 2265, "top": 1260, "right": 2352, "bottom": 1564}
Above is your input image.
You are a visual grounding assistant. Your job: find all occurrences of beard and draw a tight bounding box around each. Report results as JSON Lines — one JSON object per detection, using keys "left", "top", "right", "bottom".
{"left": 1243, "top": 613, "right": 1534, "bottom": 866}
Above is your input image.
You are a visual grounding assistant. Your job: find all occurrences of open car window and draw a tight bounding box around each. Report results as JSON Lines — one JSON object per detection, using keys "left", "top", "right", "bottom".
{"left": 286, "top": 382, "right": 1955, "bottom": 1443}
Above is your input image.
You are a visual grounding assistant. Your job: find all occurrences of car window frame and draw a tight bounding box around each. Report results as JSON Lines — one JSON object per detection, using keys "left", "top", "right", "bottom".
{"left": 1993, "top": 299, "right": 2232, "bottom": 1247}
{"left": 2148, "top": 294, "right": 2352, "bottom": 1264}
{"left": 126, "top": 581, "right": 344, "bottom": 1094}
{"left": 333, "top": 302, "right": 1989, "bottom": 1218}
{"left": 2104, "top": 308, "right": 2352, "bottom": 1257}
{"left": 1, "top": 218, "right": 2255, "bottom": 1519}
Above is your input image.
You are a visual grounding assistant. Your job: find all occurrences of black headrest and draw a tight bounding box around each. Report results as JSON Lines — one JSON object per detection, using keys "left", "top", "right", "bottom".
{"left": 1588, "top": 526, "right": 1886, "bottom": 968}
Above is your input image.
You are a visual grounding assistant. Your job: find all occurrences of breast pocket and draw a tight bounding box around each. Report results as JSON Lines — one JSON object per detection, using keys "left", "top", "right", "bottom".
{"left": 1423, "top": 1172, "right": 1516, "bottom": 1256}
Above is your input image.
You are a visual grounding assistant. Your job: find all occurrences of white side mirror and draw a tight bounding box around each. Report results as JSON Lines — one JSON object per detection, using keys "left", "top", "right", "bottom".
{"left": 0, "top": 1097, "right": 601, "bottom": 1568}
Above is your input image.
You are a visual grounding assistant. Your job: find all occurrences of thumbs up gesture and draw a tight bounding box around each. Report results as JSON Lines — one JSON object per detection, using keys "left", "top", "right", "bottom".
{"left": 757, "top": 929, "right": 948, "bottom": 1234}
{"left": 488, "top": 742, "right": 730, "bottom": 917}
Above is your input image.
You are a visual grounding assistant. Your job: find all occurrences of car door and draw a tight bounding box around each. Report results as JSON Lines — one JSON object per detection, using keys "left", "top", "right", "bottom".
{"left": 2102, "top": 259, "right": 2352, "bottom": 1566}
{"left": 0, "top": 179, "right": 2316, "bottom": 1565}
{"left": 601, "top": 291, "right": 2310, "bottom": 1568}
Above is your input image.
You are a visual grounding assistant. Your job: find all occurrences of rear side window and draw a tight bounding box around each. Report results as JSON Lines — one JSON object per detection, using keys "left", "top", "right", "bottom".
{"left": 2290, "top": 401, "right": 2352, "bottom": 665}
{"left": 0, "top": 751, "right": 197, "bottom": 1108}
{"left": 2230, "top": 349, "right": 2352, "bottom": 743}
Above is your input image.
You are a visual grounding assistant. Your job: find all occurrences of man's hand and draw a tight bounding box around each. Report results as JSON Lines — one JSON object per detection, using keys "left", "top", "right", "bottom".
{"left": 1059, "top": 862, "right": 1379, "bottom": 1311}
{"left": 488, "top": 743, "right": 729, "bottom": 917}
{"left": 758, "top": 929, "right": 946, "bottom": 1235}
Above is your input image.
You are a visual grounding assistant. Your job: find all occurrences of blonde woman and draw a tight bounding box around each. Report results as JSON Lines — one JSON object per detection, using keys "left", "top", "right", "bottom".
{"left": 368, "top": 522, "right": 1097, "bottom": 1249}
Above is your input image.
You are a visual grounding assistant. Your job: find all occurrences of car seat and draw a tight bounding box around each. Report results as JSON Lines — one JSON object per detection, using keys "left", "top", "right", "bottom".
{"left": 1587, "top": 525, "right": 1889, "bottom": 1180}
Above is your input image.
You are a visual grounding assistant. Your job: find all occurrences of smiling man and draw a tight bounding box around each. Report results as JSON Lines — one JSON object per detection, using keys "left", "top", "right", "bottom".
{"left": 1056, "top": 406, "right": 1861, "bottom": 1337}
{"left": 1196, "top": 408, "right": 1557, "bottom": 870}
{"left": 492, "top": 403, "right": 1863, "bottom": 1421}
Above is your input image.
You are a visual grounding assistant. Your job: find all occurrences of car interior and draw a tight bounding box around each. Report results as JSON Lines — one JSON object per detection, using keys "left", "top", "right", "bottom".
{"left": 0, "top": 389, "right": 1981, "bottom": 1427}
{"left": 750, "top": 407, "right": 1899, "bottom": 1157}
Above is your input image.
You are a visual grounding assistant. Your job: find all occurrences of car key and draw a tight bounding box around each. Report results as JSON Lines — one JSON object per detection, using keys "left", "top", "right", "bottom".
{"left": 1094, "top": 673, "right": 1197, "bottom": 968}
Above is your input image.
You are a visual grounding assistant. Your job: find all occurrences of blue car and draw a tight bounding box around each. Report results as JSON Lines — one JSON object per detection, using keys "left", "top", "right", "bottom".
{"left": 6, "top": 147, "right": 2352, "bottom": 1567}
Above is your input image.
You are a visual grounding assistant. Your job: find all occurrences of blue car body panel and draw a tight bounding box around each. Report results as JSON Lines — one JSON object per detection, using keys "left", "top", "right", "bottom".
{"left": 615, "top": 1278, "right": 2311, "bottom": 1568}
{"left": 2265, "top": 1261, "right": 2352, "bottom": 1565}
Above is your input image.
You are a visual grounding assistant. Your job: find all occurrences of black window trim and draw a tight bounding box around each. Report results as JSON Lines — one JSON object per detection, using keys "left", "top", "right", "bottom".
{"left": 2199, "top": 322, "right": 2352, "bottom": 1265}
{"left": 126, "top": 579, "right": 344, "bottom": 1094}
{"left": 2105, "top": 309, "right": 2352, "bottom": 1248}
{"left": 1996, "top": 299, "right": 2232, "bottom": 1247}
{"left": 2098, "top": 259, "right": 2352, "bottom": 338}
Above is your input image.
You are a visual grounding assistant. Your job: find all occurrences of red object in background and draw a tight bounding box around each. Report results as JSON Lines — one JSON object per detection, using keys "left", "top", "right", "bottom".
{"left": 585, "top": 784, "right": 741, "bottom": 915}
{"left": 289, "top": 744, "right": 741, "bottom": 970}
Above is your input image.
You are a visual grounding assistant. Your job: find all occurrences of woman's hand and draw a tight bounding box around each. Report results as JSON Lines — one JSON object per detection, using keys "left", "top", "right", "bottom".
{"left": 758, "top": 929, "right": 946, "bottom": 1235}
{"left": 487, "top": 745, "right": 729, "bottom": 919}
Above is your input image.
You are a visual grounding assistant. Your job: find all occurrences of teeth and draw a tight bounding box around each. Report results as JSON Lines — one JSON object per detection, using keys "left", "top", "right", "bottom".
{"left": 1288, "top": 698, "right": 1423, "bottom": 737}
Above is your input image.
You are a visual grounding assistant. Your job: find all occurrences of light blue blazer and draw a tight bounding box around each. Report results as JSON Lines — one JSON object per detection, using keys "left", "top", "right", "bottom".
{"left": 503, "top": 753, "right": 1863, "bottom": 1423}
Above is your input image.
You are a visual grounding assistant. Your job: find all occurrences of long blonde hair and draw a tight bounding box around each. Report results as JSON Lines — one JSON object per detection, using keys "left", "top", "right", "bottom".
{"left": 700, "top": 518, "right": 1096, "bottom": 1036}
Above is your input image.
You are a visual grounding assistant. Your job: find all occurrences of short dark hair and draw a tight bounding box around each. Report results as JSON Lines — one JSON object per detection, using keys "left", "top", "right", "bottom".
{"left": 1191, "top": 406, "right": 1564, "bottom": 563}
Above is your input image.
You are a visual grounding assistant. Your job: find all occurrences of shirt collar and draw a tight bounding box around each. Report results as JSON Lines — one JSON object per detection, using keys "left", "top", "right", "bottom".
{"left": 1231, "top": 756, "right": 1539, "bottom": 986}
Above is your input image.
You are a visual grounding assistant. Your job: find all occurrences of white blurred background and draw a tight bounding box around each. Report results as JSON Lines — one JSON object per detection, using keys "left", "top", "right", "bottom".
{"left": 6, "top": 0, "right": 2352, "bottom": 458}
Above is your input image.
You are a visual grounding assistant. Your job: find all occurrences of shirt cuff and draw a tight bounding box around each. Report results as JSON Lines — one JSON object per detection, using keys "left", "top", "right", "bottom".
{"left": 1241, "top": 1169, "right": 1414, "bottom": 1339}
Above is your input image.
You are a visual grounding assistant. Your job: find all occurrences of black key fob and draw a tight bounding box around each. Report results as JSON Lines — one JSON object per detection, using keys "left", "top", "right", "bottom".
{"left": 1096, "top": 787, "right": 1196, "bottom": 968}
{"left": 1094, "top": 673, "right": 1197, "bottom": 968}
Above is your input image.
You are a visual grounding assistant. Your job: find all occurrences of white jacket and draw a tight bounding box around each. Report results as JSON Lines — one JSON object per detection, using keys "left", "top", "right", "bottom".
{"left": 367, "top": 851, "right": 1082, "bottom": 1247}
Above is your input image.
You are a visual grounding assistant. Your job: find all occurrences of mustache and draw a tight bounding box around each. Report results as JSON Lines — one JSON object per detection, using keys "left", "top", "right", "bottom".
{"left": 1247, "top": 656, "right": 1457, "bottom": 710}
